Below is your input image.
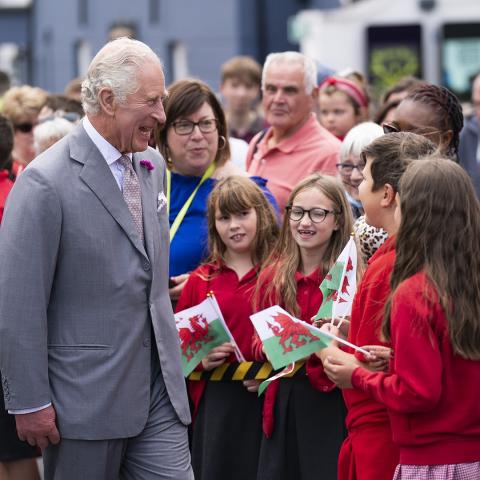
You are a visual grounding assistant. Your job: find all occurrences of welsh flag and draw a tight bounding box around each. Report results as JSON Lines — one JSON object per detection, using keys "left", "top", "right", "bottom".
{"left": 314, "top": 236, "right": 357, "bottom": 321}
{"left": 250, "top": 305, "right": 370, "bottom": 372}
{"left": 175, "top": 295, "right": 244, "bottom": 376}
{"left": 250, "top": 306, "right": 331, "bottom": 370}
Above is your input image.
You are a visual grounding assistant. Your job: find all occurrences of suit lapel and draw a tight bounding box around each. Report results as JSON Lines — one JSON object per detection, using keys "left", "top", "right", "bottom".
{"left": 71, "top": 126, "right": 148, "bottom": 259}
{"left": 134, "top": 154, "right": 155, "bottom": 264}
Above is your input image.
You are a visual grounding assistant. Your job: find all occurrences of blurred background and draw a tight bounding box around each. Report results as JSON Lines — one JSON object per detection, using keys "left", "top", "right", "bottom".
{"left": 0, "top": 0, "right": 479, "bottom": 103}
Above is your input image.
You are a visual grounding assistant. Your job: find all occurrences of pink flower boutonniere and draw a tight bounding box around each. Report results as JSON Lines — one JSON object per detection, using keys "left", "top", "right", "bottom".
{"left": 140, "top": 160, "right": 155, "bottom": 171}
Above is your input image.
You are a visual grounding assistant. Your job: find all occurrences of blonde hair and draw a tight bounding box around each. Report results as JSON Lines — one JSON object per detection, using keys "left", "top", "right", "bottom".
{"left": 2, "top": 86, "right": 47, "bottom": 125}
{"left": 257, "top": 174, "right": 354, "bottom": 316}
{"left": 205, "top": 176, "right": 278, "bottom": 269}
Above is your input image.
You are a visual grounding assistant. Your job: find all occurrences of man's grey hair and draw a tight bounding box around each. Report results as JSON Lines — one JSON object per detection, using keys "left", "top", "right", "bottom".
{"left": 81, "top": 37, "right": 162, "bottom": 115}
{"left": 262, "top": 51, "right": 317, "bottom": 94}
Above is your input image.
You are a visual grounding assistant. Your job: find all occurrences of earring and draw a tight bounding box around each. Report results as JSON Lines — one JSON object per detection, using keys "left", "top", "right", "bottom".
{"left": 218, "top": 136, "right": 227, "bottom": 150}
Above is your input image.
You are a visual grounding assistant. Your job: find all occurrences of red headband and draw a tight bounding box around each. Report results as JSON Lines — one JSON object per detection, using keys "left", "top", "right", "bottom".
{"left": 320, "top": 76, "right": 368, "bottom": 108}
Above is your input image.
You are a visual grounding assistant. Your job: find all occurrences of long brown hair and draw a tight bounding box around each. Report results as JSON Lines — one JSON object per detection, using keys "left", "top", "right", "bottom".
{"left": 256, "top": 174, "right": 354, "bottom": 316}
{"left": 155, "top": 78, "right": 230, "bottom": 167}
{"left": 383, "top": 159, "right": 480, "bottom": 359}
{"left": 205, "top": 176, "right": 278, "bottom": 268}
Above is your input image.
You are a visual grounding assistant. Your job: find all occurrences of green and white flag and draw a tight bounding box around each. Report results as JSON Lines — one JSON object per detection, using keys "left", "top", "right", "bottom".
{"left": 315, "top": 236, "right": 357, "bottom": 321}
{"left": 175, "top": 295, "right": 243, "bottom": 377}
{"left": 250, "top": 306, "right": 332, "bottom": 370}
{"left": 250, "top": 305, "right": 369, "bottom": 372}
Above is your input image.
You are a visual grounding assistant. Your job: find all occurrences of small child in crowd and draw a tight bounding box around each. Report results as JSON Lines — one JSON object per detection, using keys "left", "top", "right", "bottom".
{"left": 323, "top": 158, "right": 480, "bottom": 479}
{"left": 318, "top": 132, "right": 437, "bottom": 480}
{"left": 252, "top": 173, "right": 354, "bottom": 480}
{"left": 318, "top": 76, "right": 369, "bottom": 141}
{"left": 176, "top": 176, "right": 278, "bottom": 480}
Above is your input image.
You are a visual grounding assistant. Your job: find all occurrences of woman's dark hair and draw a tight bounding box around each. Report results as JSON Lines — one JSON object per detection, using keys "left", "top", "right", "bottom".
{"left": 405, "top": 84, "right": 463, "bottom": 159}
{"left": 155, "top": 79, "right": 230, "bottom": 167}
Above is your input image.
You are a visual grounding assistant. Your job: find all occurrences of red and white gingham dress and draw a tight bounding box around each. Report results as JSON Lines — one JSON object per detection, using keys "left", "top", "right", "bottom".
{"left": 393, "top": 462, "right": 480, "bottom": 480}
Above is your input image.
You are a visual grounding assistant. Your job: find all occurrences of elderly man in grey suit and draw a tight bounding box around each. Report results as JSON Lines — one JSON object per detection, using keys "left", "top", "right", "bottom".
{"left": 0, "top": 38, "right": 193, "bottom": 479}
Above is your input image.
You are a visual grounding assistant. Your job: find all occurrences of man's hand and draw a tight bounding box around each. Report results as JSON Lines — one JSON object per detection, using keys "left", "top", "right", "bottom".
{"left": 201, "top": 343, "right": 234, "bottom": 371}
{"left": 169, "top": 274, "right": 190, "bottom": 301}
{"left": 15, "top": 405, "right": 60, "bottom": 451}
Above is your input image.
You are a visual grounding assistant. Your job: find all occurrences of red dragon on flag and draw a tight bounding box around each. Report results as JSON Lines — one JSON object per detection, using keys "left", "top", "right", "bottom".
{"left": 177, "top": 314, "right": 213, "bottom": 361}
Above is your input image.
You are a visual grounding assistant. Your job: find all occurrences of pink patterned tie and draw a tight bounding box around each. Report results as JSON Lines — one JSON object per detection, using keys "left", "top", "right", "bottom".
{"left": 118, "top": 155, "right": 144, "bottom": 243}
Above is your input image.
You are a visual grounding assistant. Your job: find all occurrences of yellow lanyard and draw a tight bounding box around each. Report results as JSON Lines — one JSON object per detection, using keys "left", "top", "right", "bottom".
{"left": 166, "top": 162, "right": 216, "bottom": 242}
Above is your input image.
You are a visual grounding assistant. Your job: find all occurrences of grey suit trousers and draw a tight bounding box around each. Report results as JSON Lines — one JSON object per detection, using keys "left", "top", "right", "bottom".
{"left": 43, "top": 348, "right": 193, "bottom": 480}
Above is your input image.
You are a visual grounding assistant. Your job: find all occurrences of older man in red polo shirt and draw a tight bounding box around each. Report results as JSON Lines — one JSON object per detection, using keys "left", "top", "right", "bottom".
{"left": 246, "top": 51, "right": 340, "bottom": 211}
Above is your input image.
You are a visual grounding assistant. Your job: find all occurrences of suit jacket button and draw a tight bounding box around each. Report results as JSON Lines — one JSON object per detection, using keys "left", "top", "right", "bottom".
{"left": 143, "top": 260, "right": 151, "bottom": 271}
{"left": 143, "top": 338, "right": 151, "bottom": 347}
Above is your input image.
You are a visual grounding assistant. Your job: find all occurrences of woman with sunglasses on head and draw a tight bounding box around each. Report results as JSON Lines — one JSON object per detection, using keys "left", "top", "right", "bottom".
{"left": 383, "top": 83, "right": 463, "bottom": 160}
{"left": 155, "top": 79, "right": 277, "bottom": 302}
{"left": 1, "top": 86, "right": 48, "bottom": 179}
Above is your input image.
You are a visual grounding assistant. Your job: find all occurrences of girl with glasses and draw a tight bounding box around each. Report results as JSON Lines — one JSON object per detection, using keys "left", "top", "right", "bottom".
{"left": 155, "top": 79, "right": 277, "bottom": 303}
{"left": 252, "top": 173, "right": 355, "bottom": 480}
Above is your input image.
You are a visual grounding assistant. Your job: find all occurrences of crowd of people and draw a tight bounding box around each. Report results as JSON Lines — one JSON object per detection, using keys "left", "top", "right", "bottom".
{"left": 0, "top": 36, "right": 479, "bottom": 480}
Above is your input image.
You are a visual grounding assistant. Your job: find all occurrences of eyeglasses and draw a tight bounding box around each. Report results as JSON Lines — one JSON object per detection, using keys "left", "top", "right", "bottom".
{"left": 336, "top": 162, "right": 365, "bottom": 174}
{"left": 382, "top": 121, "right": 442, "bottom": 137}
{"left": 14, "top": 123, "right": 35, "bottom": 133}
{"left": 286, "top": 205, "right": 338, "bottom": 223}
{"left": 172, "top": 118, "right": 218, "bottom": 135}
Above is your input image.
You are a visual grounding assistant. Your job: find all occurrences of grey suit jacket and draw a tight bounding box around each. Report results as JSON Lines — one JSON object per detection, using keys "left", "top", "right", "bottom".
{"left": 0, "top": 124, "right": 190, "bottom": 439}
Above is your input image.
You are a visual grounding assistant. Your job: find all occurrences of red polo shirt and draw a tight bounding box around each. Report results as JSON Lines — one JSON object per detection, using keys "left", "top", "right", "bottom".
{"left": 246, "top": 114, "right": 340, "bottom": 211}
{"left": 0, "top": 170, "right": 13, "bottom": 224}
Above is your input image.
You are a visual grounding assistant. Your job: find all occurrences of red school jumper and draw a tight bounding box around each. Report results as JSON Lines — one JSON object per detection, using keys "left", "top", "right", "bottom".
{"left": 176, "top": 262, "right": 263, "bottom": 480}
{"left": 352, "top": 271, "right": 480, "bottom": 466}
{"left": 176, "top": 262, "right": 259, "bottom": 416}
{"left": 339, "top": 236, "right": 399, "bottom": 480}
{"left": 252, "top": 267, "right": 346, "bottom": 480}
{"left": 252, "top": 267, "right": 336, "bottom": 437}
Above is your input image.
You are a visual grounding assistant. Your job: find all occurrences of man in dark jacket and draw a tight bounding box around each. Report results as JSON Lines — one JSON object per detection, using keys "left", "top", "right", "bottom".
{"left": 459, "top": 73, "right": 480, "bottom": 197}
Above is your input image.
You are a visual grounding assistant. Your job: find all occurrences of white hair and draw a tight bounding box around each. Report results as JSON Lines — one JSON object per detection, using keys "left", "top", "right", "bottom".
{"left": 340, "top": 122, "right": 384, "bottom": 161}
{"left": 262, "top": 51, "right": 317, "bottom": 94}
{"left": 81, "top": 37, "right": 162, "bottom": 115}
{"left": 34, "top": 117, "right": 75, "bottom": 155}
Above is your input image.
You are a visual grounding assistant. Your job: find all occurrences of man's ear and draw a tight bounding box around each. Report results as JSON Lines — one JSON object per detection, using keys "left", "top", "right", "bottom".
{"left": 98, "top": 88, "right": 116, "bottom": 116}
{"left": 310, "top": 86, "right": 319, "bottom": 102}
{"left": 380, "top": 183, "right": 396, "bottom": 208}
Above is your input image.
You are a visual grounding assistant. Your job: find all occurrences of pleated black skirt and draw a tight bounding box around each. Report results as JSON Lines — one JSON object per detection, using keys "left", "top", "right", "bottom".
{"left": 191, "top": 381, "right": 263, "bottom": 480}
{"left": 256, "top": 375, "right": 347, "bottom": 480}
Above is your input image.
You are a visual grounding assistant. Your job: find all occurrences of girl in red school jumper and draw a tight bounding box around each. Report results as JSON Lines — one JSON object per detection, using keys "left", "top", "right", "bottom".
{"left": 318, "top": 132, "right": 437, "bottom": 480}
{"left": 252, "top": 173, "right": 354, "bottom": 480}
{"left": 324, "top": 158, "right": 480, "bottom": 479}
{"left": 176, "top": 175, "right": 279, "bottom": 480}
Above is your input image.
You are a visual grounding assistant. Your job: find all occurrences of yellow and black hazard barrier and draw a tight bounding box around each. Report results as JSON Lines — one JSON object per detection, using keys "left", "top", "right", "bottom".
{"left": 188, "top": 361, "right": 305, "bottom": 381}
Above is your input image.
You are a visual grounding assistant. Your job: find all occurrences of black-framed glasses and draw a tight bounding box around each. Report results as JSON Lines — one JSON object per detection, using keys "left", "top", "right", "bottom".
{"left": 336, "top": 162, "right": 365, "bottom": 174}
{"left": 286, "top": 205, "right": 338, "bottom": 223}
{"left": 172, "top": 118, "right": 218, "bottom": 135}
{"left": 382, "top": 121, "right": 442, "bottom": 137}
{"left": 14, "top": 123, "right": 35, "bottom": 133}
